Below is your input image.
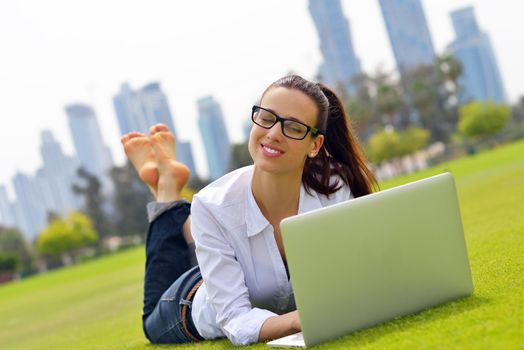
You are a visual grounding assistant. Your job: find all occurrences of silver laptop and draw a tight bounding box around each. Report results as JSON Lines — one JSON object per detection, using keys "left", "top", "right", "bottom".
{"left": 267, "top": 172, "right": 474, "bottom": 348}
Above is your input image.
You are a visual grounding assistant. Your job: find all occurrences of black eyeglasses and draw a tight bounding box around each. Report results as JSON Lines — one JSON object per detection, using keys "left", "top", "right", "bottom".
{"left": 251, "top": 105, "right": 321, "bottom": 140}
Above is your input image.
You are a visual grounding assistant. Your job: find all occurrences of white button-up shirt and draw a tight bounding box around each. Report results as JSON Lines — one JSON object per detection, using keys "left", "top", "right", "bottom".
{"left": 190, "top": 165, "right": 352, "bottom": 345}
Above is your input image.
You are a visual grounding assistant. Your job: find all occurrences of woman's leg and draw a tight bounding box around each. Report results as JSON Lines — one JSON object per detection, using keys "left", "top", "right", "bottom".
{"left": 121, "top": 124, "right": 197, "bottom": 341}
{"left": 142, "top": 201, "right": 194, "bottom": 322}
{"left": 143, "top": 264, "right": 203, "bottom": 343}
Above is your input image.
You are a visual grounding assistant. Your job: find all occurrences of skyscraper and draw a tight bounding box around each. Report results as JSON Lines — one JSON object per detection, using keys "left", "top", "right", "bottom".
{"left": 113, "top": 82, "right": 197, "bottom": 176}
{"left": 65, "top": 104, "right": 113, "bottom": 192}
{"left": 379, "top": 0, "right": 436, "bottom": 75}
{"left": 448, "top": 6, "right": 506, "bottom": 104}
{"left": 39, "top": 130, "right": 81, "bottom": 215}
{"left": 308, "top": 0, "right": 361, "bottom": 94}
{"left": 12, "top": 172, "right": 47, "bottom": 239}
{"left": 197, "top": 96, "right": 231, "bottom": 180}
{"left": 113, "top": 83, "right": 147, "bottom": 134}
{"left": 0, "top": 185, "right": 15, "bottom": 227}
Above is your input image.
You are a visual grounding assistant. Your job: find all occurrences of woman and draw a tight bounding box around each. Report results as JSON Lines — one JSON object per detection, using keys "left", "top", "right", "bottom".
{"left": 121, "top": 75, "right": 377, "bottom": 345}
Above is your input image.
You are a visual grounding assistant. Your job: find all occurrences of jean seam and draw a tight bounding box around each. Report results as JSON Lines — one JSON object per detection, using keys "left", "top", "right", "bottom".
{"left": 157, "top": 320, "right": 184, "bottom": 341}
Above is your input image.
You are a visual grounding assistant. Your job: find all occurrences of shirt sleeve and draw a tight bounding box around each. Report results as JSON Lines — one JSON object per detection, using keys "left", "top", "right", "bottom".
{"left": 191, "top": 196, "right": 277, "bottom": 345}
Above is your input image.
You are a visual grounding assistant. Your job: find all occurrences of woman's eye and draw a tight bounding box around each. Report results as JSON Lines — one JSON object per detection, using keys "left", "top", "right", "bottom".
{"left": 288, "top": 125, "right": 304, "bottom": 133}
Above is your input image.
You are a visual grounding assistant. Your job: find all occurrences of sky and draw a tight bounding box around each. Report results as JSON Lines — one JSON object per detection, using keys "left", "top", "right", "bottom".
{"left": 0, "top": 0, "right": 522, "bottom": 197}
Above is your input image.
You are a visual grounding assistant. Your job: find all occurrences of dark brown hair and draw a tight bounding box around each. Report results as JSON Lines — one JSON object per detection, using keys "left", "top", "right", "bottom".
{"left": 263, "top": 75, "right": 377, "bottom": 198}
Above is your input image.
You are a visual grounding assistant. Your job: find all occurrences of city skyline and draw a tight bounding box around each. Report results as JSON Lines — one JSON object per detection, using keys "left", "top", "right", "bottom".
{"left": 0, "top": 0, "right": 522, "bottom": 196}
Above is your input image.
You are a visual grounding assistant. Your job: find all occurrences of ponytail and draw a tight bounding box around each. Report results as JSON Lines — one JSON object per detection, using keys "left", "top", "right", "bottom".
{"left": 302, "top": 84, "right": 377, "bottom": 198}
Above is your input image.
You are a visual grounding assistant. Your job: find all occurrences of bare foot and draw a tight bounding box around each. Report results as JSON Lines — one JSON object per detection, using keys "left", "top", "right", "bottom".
{"left": 149, "top": 124, "right": 190, "bottom": 202}
{"left": 120, "top": 132, "right": 159, "bottom": 197}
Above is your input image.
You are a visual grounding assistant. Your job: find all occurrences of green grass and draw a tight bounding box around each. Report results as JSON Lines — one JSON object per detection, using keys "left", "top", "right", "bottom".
{"left": 1, "top": 140, "right": 523, "bottom": 349}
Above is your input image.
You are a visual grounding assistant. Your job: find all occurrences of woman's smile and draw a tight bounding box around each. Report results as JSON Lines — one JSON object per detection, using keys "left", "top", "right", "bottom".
{"left": 261, "top": 143, "right": 285, "bottom": 158}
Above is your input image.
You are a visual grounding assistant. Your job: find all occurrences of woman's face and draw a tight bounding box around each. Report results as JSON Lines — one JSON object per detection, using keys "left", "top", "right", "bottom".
{"left": 248, "top": 87, "right": 324, "bottom": 177}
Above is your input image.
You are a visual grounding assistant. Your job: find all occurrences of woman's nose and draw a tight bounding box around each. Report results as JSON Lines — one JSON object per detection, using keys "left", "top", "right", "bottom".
{"left": 266, "top": 122, "right": 285, "bottom": 140}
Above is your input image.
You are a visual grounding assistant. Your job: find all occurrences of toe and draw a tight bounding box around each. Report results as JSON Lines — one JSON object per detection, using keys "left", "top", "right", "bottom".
{"left": 128, "top": 131, "right": 146, "bottom": 139}
{"left": 149, "top": 123, "right": 170, "bottom": 136}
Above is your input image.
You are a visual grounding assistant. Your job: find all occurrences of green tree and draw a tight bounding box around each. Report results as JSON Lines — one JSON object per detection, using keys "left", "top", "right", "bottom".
{"left": 399, "top": 127, "right": 430, "bottom": 155}
{"left": 0, "top": 226, "right": 35, "bottom": 274}
{"left": 346, "top": 73, "right": 379, "bottom": 141}
{"left": 109, "top": 162, "right": 152, "bottom": 237}
{"left": 374, "top": 72, "right": 404, "bottom": 127}
{"left": 438, "top": 53, "right": 463, "bottom": 92}
{"left": 404, "top": 64, "right": 454, "bottom": 142}
{"left": 367, "top": 127, "right": 430, "bottom": 165}
{"left": 458, "top": 101, "right": 510, "bottom": 140}
{"left": 367, "top": 128, "right": 402, "bottom": 164}
{"left": 511, "top": 96, "right": 524, "bottom": 125}
{"left": 229, "top": 142, "right": 252, "bottom": 171}
{"left": 36, "top": 212, "right": 98, "bottom": 263}
{"left": 0, "top": 252, "right": 19, "bottom": 274}
{"left": 73, "top": 167, "right": 111, "bottom": 245}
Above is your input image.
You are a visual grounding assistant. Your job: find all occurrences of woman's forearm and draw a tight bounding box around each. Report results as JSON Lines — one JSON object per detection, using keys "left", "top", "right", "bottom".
{"left": 258, "top": 310, "right": 301, "bottom": 342}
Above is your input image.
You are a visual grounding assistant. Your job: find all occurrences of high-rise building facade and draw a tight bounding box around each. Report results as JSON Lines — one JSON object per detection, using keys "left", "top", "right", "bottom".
{"left": 39, "top": 130, "right": 81, "bottom": 215}
{"left": 197, "top": 96, "right": 231, "bottom": 180}
{"left": 309, "top": 0, "right": 361, "bottom": 94}
{"left": 448, "top": 6, "right": 506, "bottom": 104}
{"left": 379, "top": 0, "right": 436, "bottom": 75}
{"left": 113, "top": 83, "right": 147, "bottom": 135}
{"left": 0, "top": 185, "right": 15, "bottom": 227}
{"left": 65, "top": 104, "right": 113, "bottom": 192}
{"left": 113, "top": 82, "right": 197, "bottom": 177}
{"left": 12, "top": 172, "right": 47, "bottom": 239}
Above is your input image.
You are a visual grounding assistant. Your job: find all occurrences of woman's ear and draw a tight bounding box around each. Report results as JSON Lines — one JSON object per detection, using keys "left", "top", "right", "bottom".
{"left": 309, "top": 135, "right": 324, "bottom": 158}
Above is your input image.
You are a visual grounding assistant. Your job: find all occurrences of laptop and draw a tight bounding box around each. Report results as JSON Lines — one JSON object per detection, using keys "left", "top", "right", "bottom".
{"left": 267, "top": 172, "right": 474, "bottom": 348}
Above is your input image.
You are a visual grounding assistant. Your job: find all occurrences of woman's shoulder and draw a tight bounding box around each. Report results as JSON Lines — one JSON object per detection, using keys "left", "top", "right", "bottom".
{"left": 193, "top": 165, "right": 253, "bottom": 209}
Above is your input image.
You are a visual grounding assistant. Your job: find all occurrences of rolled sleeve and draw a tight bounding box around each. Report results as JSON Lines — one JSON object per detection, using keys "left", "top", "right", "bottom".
{"left": 191, "top": 196, "right": 276, "bottom": 345}
{"left": 223, "top": 308, "right": 277, "bottom": 345}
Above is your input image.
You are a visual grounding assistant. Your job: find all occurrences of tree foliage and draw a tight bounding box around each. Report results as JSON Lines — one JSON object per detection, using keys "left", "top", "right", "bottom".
{"left": 229, "top": 142, "right": 252, "bottom": 171}
{"left": 0, "top": 252, "right": 19, "bottom": 274}
{"left": 0, "top": 226, "right": 34, "bottom": 273}
{"left": 73, "top": 168, "right": 111, "bottom": 242}
{"left": 399, "top": 127, "right": 430, "bottom": 155}
{"left": 367, "top": 128, "right": 402, "bottom": 164}
{"left": 36, "top": 212, "right": 98, "bottom": 259}
{"left": 367, "top": 127, "right": 429, "bottom": 164}
{"left": 373, "top": 71, "right": 404, "bottom": 126}
{"left": 109, "top": 162, "right": 152, "bottom": 237}
{"left": 458, "top": 101, "right": 510, "bottom": 139}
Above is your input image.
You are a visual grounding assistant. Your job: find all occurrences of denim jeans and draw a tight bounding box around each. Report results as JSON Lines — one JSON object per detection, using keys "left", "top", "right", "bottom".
{"left": 142, "top": 200, "right": 203, "bottom": 343}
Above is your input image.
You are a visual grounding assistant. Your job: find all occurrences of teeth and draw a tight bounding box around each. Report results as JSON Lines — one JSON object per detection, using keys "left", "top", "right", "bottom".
{"left": 263, "top": 145, "right": 281, "bottom": 154}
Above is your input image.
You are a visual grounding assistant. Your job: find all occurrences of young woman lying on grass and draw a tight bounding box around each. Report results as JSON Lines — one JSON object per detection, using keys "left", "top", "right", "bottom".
{"left": 120, "top": 75, "right": 377, "bottom": 345}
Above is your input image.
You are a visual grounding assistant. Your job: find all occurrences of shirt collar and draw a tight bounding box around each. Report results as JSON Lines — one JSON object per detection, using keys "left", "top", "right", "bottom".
{"left": 245, "top": 181, "right": 324, "bottom": 238}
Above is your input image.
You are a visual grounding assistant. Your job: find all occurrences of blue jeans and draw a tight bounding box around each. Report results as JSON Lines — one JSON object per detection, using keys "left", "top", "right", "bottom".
{"left": 142, "top": 201, "right": 203, "bottom": 343}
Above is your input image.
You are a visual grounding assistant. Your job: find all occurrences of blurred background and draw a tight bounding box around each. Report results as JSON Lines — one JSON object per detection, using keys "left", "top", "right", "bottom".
{"left": 1, "top": 0, "right": 523, "bottom": 279}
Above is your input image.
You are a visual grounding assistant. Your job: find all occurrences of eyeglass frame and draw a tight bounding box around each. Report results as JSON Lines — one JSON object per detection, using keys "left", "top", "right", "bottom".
{"left": 251, "top": 105, "right": 322, "bottom": 140}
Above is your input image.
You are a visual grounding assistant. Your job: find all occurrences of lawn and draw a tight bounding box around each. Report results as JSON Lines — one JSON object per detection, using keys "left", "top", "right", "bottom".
{"left": 0, "top": 140, "right": 523, "bottom": 350}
